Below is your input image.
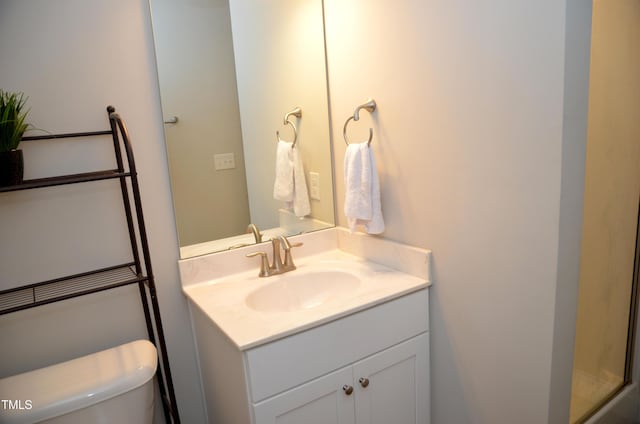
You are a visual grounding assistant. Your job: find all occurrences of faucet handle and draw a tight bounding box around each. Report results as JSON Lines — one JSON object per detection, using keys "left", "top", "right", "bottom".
{"left": 278, "top": 235, "right": 303, "bottom": 250}
{"left": 246, "top": 251, "right": 271, "bottom": 277}
{"left": 279, "top": 236, "right": 303, "bottom": 270}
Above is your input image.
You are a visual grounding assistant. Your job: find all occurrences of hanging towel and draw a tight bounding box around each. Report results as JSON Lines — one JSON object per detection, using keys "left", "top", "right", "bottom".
{"left": 344, "top": 143, "right": 384, "bottom": 234}
{"left": 291, "top": 146, "right": 311, "bottom": 217}
{"left": 273, "top": 141, "right": 310, "bottom": 217}
{"left": 273, "top": 140, "right": 294, "bottom": 202}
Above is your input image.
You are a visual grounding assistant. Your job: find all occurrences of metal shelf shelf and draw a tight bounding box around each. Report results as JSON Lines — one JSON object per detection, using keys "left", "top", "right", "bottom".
{"left": 0, "top": 106, "right": 180, "bottom": 423}
{"left": 0, "top": 263, "right": 143, "bottom": 315}
{"left": 0, "top": 169, "right": 131, "bottom": 193}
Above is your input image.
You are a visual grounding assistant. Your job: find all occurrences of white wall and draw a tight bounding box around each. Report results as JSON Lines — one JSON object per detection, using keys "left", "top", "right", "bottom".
{"left": 323, "top": 1, "right": 591, "bottom": 423}
{"left": 548, "top": 0, "right": 593, "bottom": 421}
{"left": 0, "top": 1, "right": 206, "bottom": 422}
{"left": 0, "top": 0, "right": 595, "bottom": 423}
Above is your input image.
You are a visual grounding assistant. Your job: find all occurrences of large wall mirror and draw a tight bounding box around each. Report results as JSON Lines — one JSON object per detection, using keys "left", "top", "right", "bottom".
{"left": 150, "top": 0, "right": 335, "bottom": 258}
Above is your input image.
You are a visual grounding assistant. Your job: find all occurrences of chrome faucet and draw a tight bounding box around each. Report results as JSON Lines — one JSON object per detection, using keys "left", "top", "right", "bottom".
{"left": 246, "top": 223, "right": 263, "bottom": 244}
{"left": 246, "top": 235, "right": 303, "bottom": 277}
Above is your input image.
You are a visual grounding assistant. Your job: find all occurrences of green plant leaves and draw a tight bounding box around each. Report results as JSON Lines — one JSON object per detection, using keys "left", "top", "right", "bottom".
{"left": 0, "top": 90, "right": 30, "bottom": 152}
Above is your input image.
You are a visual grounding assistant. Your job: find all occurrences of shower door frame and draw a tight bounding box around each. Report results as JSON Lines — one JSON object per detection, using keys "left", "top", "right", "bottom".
{"left": 583, "top": 200, "right": 640, "bottom": 423}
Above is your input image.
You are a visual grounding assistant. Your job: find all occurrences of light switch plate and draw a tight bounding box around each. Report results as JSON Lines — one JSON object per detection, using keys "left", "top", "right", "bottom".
{"left": 309, "top": 172, "right": 320, "bottom": 200}
{"left": 214, "top": 153, "right": 236, "bottom": 170}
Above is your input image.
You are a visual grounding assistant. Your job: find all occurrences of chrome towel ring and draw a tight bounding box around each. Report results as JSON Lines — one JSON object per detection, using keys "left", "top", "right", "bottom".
{"left": 276, "top": 106, "right": 302, "bottom": 148}
{"left": 343, "top": 98, "right": 377, "bottom": 146}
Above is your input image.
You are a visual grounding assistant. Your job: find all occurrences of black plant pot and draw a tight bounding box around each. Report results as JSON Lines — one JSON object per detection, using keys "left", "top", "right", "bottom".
{"left": 0, "top": 149, "right": 24, "bottom": 186}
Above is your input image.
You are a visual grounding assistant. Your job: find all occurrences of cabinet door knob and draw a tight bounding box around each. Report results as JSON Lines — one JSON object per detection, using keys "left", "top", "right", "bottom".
{"left": 359, "top": 377, "right": 370, "bottom": 388}
{"left": 342, "top": 385, "right": 354, "bottom": 395}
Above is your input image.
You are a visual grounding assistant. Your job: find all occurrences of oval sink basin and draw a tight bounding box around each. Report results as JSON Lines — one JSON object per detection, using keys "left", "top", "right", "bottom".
{"left": 246, "top": 270, "right": 361, "bottom": 313}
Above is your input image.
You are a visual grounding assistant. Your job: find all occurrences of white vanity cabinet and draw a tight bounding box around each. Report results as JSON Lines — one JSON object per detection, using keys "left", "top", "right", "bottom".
{"left": 253, "top": 366, "right": 354, "bottom": 424}
{"left": 189, "top": 288, "right": 430, "bottom": 424}
{"left": 254, "top": 333, "right": 429, "bottom": 424}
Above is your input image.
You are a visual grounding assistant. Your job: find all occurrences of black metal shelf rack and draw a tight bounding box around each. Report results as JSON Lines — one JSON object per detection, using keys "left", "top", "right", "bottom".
{"left": 0, "top": 106, "right": 180, "bottom": 423}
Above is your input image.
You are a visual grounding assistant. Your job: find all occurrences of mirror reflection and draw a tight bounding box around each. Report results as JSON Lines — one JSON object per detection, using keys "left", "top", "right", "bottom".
{"left": 150, "top": 0, "right": 335, "bottom": 258}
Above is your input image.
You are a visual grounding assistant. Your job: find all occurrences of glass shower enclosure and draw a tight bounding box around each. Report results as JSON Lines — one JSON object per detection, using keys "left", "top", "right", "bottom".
{"left": 569, "top": 0, "right": 640, "bottom": 422}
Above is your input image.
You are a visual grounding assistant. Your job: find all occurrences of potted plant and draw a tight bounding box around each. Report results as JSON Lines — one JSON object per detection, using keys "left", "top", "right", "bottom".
{"left": 0, "top": 89, "right": 30, "bottom": 186}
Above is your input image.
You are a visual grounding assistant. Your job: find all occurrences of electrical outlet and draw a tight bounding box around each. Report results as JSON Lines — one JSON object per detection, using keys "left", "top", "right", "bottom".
{"left": 309, "top": 172, "right": 320, "bottom": 200}
{"left": 214, "top": 153, "right": 236, "bottom": 170}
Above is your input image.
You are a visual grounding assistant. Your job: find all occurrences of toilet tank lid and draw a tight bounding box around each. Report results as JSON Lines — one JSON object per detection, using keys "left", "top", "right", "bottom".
{"left": 0, "top": 339, "right": 157, "bottom": 424}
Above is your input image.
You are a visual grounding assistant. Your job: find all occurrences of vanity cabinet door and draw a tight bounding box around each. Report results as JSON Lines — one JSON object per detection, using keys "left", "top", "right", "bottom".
{"left": 253, "top": 366, "right": 356, "bottom": 424}
{"left": 353, "top": 334, "right": 429, "bottom": 424}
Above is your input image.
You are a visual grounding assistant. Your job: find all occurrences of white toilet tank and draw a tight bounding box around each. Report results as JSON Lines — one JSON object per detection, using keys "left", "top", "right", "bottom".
{"left": 0, "top": 340, "right": 157, "bottom": 424}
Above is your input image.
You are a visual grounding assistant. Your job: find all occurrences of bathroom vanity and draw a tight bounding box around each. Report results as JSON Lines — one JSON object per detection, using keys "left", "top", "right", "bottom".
{"left": 180, "top": 228, "right": 431, "bottom": 423}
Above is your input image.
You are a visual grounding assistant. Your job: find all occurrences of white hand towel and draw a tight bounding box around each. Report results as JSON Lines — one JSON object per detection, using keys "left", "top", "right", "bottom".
{"left": 273, "top": 141, "right": 310, "bottom": 217}
{"left": 344, "top": 143, "right": 384, "bottom": 234}
{"left": 291, "top": 146, "right": 311, "bottom": 217}
{"left": 273, "top": 140, "right": 294, "bottom": 202}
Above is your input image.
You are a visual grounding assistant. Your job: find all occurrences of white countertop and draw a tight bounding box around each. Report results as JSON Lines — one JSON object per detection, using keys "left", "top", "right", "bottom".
{"left": 183, "top": 249, "right": 430, "bottom": 350}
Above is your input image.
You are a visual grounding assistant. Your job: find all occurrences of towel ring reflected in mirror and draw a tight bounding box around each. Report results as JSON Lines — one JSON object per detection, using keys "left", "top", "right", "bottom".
{"left": 276, "top": 107, "right": 302, "bottom": 148}
{"left": 343, "top": 98, "right": 377, "bottom": 146}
